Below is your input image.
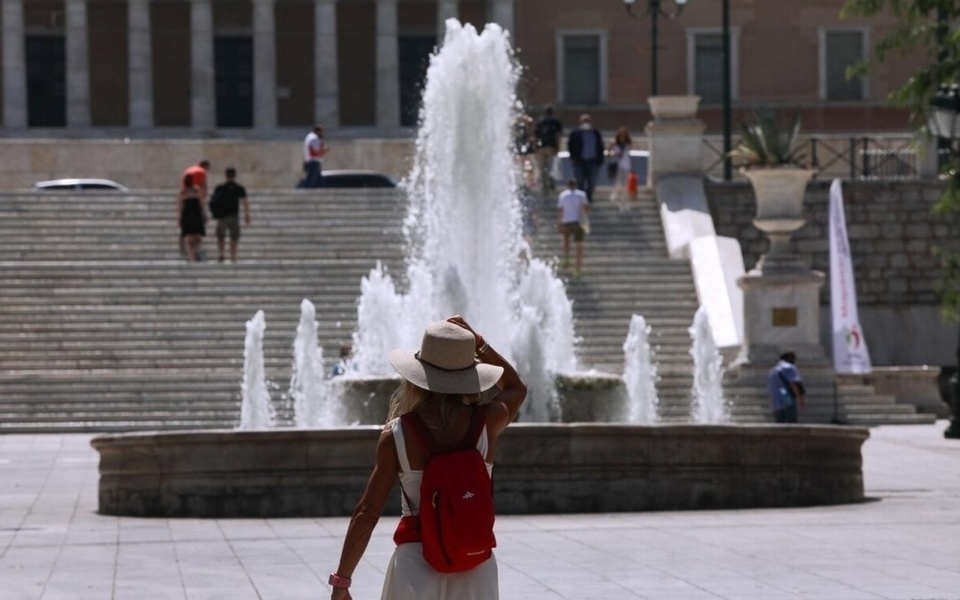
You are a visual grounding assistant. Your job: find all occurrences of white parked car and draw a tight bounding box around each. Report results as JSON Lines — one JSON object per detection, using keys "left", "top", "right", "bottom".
{"left": 33, "top": 178, "right": 130, "bottom": 192}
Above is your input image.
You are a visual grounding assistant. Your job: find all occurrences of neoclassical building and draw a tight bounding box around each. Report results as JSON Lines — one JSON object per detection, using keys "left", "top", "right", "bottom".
{"left": 0, "top": 0, "right": 516, "bottom": 131}
{"left": 0, "top": 0, "right": 923, "bottom": 135}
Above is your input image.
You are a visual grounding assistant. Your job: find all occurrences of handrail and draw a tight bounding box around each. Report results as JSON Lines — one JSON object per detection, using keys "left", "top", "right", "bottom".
{"left": 703, "top": 134, "right": 924, "bottom": 181}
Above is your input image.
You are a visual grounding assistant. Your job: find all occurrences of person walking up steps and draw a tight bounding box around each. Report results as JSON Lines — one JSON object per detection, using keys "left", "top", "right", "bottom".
{"left": 557, "top": 178, "right": 589, "bottom": 276}
{"left": 177, "top": 173, "right": 206, "bottom": 263}
{"left": 329, "top": 316, "right": 527, "bottom": 600}
{"left": 298, "top": 124, "right": 327, "bottom": 188}
{"left": 534, "top": 105, "right": 563, "bottom": 195}
{"left": 608, "top": 126, "right": 634, "bottom": 210}
{"left": 209, "top": 168, "right": 250, "bottom": 263}
{"left": 567, "top": 113, "right": 604, "bottom": 203}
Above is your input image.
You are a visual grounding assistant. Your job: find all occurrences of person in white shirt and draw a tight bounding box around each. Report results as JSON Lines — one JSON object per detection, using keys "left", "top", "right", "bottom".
{"left": 298, "top": 124, "right": 327, "bottom": 188}
{"left": 556, "top": 178, "right": 589, "bottom": 276}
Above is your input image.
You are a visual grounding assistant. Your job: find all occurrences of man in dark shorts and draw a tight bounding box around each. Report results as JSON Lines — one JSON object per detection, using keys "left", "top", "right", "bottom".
{"left": 534, "top": 105, "right": 563, "bottom": 194}
{"left": 556, "top": 178, "right": 589, "bottom": 276}
{"left": 210, "top": 168, "right": 250, "bottom": 263}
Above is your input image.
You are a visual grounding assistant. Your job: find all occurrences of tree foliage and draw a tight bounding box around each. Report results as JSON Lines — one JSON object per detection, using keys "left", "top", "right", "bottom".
{"left": 842, "top": 0, "right": 960, "bottom": 125}
{"left": 842, "top": 0, "right": 960, "bottom": 316}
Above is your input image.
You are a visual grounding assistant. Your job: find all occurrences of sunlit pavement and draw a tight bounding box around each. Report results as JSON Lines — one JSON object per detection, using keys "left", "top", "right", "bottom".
{"left": 1, "top": 422, "right": 959, "bottom": 600}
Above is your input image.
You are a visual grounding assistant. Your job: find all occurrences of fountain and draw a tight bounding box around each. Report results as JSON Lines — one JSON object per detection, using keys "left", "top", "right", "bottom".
{"left": 290, "top": 299, "right": 333, "bottom": 428}
{"left": 348, "top": 20, "right": 575, "bottom": 422}
{"left": 622, "top": 314, "right": 660, "bottom": 424}
{"left": 689, "top": 307, "right": 730, "bottom": 423}
{"left": 90, "top": 21, "right": 869, "bottom": 519}
{"left": 238, "top": 310, "right": 275, "bottom": 429}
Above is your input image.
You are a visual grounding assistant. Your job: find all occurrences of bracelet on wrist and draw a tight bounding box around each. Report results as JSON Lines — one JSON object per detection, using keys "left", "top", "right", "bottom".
{"left": 328, "top": 573, "right": 352, "bottom": 589}
{"left": 476, "top": 342, "right": 489, "bottom": 355}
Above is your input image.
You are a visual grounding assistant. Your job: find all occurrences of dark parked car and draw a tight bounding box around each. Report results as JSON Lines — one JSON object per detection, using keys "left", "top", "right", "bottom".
{"left": 33, "top": 178, "right": 130, "bottom": 192}
{"left": 314, "top": 170, "right": 397, "bottom": 188}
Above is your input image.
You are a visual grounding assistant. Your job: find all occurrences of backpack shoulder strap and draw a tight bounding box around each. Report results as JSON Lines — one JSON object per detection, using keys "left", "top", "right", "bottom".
{"left": 460, "top": 406, "right": 488, "bottom": 450}
{"left": 776, "top": 370, "right": 796, "bottom": 399}
{"left": 389, "top": 418, "right": 412, "bottom": 473}
{"left": 401, "top": 412, "right": 441, "bottom": 456}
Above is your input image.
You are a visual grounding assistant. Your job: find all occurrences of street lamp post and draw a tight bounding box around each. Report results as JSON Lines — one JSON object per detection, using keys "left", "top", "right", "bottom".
{"left": 622, "top": 0, "right": 689, "bottom": 97}
{"left": 928, "top": 83, "right": 960, "bottom": 439}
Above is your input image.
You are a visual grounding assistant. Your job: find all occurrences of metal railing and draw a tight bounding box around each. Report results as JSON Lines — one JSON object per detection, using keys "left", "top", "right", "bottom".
{"left": 702, "top": 134, "right": 927, "bottom": 181}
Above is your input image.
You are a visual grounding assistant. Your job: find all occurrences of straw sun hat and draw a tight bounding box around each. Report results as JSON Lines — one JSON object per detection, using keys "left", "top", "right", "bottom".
{"left": 389, "top": 320, "right": 503, "bottom": 395}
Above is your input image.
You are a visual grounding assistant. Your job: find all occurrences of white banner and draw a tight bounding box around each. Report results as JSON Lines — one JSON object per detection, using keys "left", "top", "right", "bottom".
{"left": 829, "top": 178, "right": 872, "bottom": 374}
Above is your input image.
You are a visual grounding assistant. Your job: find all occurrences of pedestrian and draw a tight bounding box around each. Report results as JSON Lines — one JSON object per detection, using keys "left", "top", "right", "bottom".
{"left": 556, "top": 178, "right": 589, "bottom": 276}
{"left": 329, "top": 316, "right": 527, "bottom": 600}
{"left": 767, "top": 352, "right": 807, "bottom": 423}
{"left": 298, "top": 124, "right": 327, "bottom": 188}
{"left": 514, "top": 113, "right": 537, "bottom": 181}
{"left": 519, "top": 181, "right": 539, "bottom": 247}
{"left": 182, "top": 160, "right": 210, "bottom": 200}
{"left": 566, "top": 113, "right": 604, "bottom": 203}
{"left": 534, "top": 105, "right": 563, "bottom": 195}
{"left": 209, "top": 167, "right": 250, "bottom": 263}
{"left": 180, "top": 160, "right": 210, "bottom": 259}
{"left": 330, "top": 344, "right": 354, "bottom": 377}
{"left": 607, "top": 126, "right": 633, "bottom": 210}
{"left": 177, "top": 173, "right": 206, "bottom": 263}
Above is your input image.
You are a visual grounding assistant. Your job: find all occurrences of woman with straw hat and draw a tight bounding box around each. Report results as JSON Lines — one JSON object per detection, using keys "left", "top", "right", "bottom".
{"left": 329, "top": 316, "right": 527, "bottom": 600}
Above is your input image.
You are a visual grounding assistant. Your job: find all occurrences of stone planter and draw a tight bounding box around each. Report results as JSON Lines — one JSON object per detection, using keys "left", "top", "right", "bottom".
{"left": 744, "top": 167, "right": 816, "bottom": 273}
{"left": 648, "top": 95, "right": 701, "bottom": 121}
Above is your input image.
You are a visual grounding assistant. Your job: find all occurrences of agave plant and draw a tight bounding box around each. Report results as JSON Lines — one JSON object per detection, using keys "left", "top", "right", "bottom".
{"left": 729, "top": 108, "right": 806, "bottom": 168}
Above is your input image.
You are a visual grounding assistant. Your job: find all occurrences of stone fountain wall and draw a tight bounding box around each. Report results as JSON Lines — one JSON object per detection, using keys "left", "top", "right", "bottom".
{"left": 92, "top": 424, "right": 869, "bottom": 518}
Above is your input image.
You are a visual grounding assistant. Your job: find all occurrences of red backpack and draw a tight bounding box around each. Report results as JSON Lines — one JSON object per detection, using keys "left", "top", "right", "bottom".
{"left": 395, "top": 406, "right": 497, "bottom": 573}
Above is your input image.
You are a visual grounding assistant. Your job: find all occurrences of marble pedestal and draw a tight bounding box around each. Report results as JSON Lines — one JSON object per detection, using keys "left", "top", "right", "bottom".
{"left": 737, "top": 268, "right": 826, "bottom": 366}
{"left": 644, "top": 95, "right": 704, "bottom": 187}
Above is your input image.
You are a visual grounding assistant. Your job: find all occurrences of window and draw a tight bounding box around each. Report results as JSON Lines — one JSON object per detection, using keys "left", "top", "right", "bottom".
{"left": 686, "top": 29, "right": 739, "bottom": 104}
{"left": 822, "top": 30, "right": 866, "bottom": 101}
{"left": 557, "top": 32, "right": 606, "bottom": 105}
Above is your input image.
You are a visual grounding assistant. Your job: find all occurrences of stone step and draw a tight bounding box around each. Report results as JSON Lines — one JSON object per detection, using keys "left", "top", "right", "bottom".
{"left": 0, "top": 422, "right": 235, "bottom": 434}
{"left": 0, "top": 185, "right": 725, "bottom": 432}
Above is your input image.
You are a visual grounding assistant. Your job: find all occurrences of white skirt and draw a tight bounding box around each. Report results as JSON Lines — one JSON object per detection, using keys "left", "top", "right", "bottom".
{"left": 380, "top": 543, "right": 499, "bottom": 600}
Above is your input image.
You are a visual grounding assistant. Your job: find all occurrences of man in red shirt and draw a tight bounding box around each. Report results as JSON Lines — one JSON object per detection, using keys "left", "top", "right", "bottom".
{"left": 182, "top": 160, "right": 210, "bottom": 199}
{"left": 179, "top": 160, "right": 210, "bottom": 259}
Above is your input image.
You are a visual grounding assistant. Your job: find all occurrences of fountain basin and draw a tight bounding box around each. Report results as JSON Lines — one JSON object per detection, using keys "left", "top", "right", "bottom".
{"left": 91, "top": 423, "right": 868, "bottom": 518}
{"left": 336, "top": 373, "right": 628, "bottom": 424}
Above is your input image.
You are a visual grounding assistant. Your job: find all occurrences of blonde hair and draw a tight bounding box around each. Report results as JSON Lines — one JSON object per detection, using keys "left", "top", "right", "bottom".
{"left": 387, "top": 380, "right": 482, "bottom": 426}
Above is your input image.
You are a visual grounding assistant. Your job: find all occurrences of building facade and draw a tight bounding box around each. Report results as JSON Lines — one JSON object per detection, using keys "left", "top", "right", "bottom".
{"left": 0, "top": 0, "right": 923, "bottom": 136}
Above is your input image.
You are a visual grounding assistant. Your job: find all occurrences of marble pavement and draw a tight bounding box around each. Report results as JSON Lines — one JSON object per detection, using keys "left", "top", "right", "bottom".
{"left": 1, "top": 423, "right": 959, "bottom": 600}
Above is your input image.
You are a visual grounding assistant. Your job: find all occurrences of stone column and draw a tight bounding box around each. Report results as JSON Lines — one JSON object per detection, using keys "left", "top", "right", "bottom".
{"left": 190, "top": 0, "right": 215, "bottom": 131}
{"left": 375, "top": 0, "right": 400, "bottom": 129}
{"left": 2, "top": 0, "right": 27, "bottom": 129}
{"left": 128, "top": 0, "right": 154, "bottom": 129}
{"left": 313, "top": 0, "right": 339, "bottom": 127}
{"left": 490, "top": 0, "right": 514, "bottom": 35}
{"left": 66, "top": 0, "right": 91, "bottom": 127}
{"left": 437, "top": 0, "right": 457, "bottom": 39}
{"left": 253, "top": 0, "right": 277, "bottom": 130}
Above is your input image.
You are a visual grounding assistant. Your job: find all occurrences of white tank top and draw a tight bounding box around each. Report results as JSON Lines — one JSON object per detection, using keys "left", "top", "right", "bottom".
{"left": 390, "top": 417, "right": 493, "bottom": 517}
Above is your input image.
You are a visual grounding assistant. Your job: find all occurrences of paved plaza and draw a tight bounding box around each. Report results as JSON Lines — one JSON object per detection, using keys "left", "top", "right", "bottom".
{"left": 1, "top": 423, "right": 959, "bottom": 600}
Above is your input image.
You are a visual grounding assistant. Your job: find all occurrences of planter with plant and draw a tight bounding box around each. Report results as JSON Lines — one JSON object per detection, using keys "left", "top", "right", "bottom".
{"left": 730, "top": 108, "right": 818, "bottom": 273}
